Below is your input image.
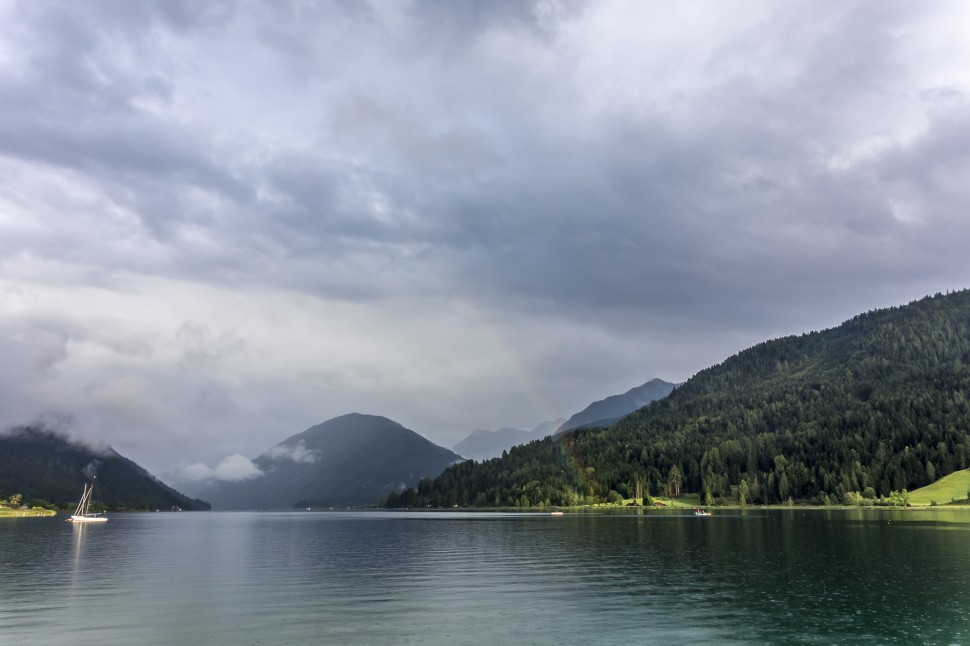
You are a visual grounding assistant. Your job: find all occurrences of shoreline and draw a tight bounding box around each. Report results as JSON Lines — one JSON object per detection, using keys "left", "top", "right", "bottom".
{"left": 0, "top": 508, "right": 58, "bottom": 518}
{"left": 383, "top": 501, "right": 970, "bottom": 513}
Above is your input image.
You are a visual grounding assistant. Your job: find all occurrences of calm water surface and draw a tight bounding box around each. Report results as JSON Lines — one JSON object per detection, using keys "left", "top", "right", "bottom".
{"left": 1, "top": 509, "right": 968, "bottom": 645}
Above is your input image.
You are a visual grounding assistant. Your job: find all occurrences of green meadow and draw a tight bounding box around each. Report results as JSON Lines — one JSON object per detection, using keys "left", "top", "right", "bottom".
{"left": 603, "top": 493, "right": 702, "bottom": 509}
{"left": 0, "top": 506, "right": 57, "bottom": 518}
{"left": 908, "top": 469, "right": 970, "bottom": 506}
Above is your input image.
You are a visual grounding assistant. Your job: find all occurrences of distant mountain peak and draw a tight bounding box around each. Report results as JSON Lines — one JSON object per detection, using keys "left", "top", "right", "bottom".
{"left": 452, "top": 419, "right": 566, "bottom": 462}
{"left": 196, "top": 413, "right": 460, "bottom": 510}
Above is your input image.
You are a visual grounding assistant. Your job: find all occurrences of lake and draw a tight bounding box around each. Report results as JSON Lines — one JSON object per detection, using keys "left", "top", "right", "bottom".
{"left": 1, "top": 509, "right": 968, "bottom": 644}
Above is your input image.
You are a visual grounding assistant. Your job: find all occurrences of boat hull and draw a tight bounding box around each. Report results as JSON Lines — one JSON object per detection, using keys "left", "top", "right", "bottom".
{"left": 66, "top": 515, "right": 108, "bottom": 523}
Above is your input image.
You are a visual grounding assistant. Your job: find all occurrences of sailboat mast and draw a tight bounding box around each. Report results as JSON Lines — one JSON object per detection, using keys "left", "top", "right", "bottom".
{"left": 87, "top": 476, "right": 103, "bottom": 516}
{"left": 73, "top": 483, "right": 89, "bottom": 516}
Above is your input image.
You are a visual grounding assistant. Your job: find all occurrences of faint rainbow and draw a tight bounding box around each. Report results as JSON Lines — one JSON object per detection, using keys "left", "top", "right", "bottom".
{"left": 457, "top": 298, "right": 561, "bottom": 426}
{"left": 458, "top": 299, "right": 595, "bottom": 499}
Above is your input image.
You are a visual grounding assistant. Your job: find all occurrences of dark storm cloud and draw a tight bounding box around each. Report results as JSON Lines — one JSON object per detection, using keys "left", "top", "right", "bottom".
{"left": 2, "top": 0, "right": 962, "bottom": 311}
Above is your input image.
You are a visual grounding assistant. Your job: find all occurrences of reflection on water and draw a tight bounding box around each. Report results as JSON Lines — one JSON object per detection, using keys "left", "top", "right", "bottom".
{"left": 1, "top": 509, "right": 969, "bottom": 645}
{"left": 70, "top": 521, "right": 86, "bottom": 567}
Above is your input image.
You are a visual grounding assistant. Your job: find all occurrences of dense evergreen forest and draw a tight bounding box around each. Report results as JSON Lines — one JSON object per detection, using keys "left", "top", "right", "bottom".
{"left": 387, "top": 290, "right": 970, "bottom": 508}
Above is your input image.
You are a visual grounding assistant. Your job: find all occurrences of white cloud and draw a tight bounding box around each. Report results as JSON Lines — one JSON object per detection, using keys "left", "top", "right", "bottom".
{"left": 213, "top": 454, "right": 263, "bottom": 481}
{"left": 265, "top": 440, "right": 320, "bottom": 464}
{"left": 174, "top": 454, "right": 263, "bottom": 484}
{"left": 171, "top": 461, "right": 218, "bottom": 483}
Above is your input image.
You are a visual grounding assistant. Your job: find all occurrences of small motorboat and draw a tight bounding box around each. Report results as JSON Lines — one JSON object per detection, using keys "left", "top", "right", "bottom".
{"left": 694, "top": 508, "right": 711, "bottom": 516}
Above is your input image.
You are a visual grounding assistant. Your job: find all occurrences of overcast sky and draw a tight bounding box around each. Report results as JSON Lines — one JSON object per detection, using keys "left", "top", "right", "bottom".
{"left": 2, "top": 1, "right": 970, "bottom": 485}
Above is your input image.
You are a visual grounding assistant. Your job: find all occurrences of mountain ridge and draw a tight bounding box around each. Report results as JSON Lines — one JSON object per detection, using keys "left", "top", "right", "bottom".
{"left": 556, "top": 378, "right": 678, "bottom": 433}
{"left": 452, "top": 378, "right": 678, "bottom": 462}
{"left": 453, "top": 419, "right": 565, "bottom": 461}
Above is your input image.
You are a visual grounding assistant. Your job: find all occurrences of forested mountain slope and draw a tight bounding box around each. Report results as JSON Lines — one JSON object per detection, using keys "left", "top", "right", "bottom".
{"left": 388, "top": 290, "right": 970, "bottom": 507}
{"left": 0, "top": 426, "right": 210, "bottom": 510}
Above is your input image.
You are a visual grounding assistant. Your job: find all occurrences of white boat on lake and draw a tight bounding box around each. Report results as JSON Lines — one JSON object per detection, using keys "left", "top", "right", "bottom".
{"left": 66, "top": 477, "right": 107, "bottom": 523}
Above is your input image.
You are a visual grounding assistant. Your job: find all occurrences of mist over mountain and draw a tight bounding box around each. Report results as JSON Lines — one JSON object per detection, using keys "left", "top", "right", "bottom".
{"left": 557, "top": 379, "right": 678, "bottom": 433}
{"left": 0, "top": 426, "right": 209, "bottom": 510}
{"left": 453, "top": 419, "right": 566, "bottom": 461}
{"left": 527, "top": 419, "right": 565, "bottom": 441}
{"left": 196, "top": 413, "right": 461, "bottom": 510}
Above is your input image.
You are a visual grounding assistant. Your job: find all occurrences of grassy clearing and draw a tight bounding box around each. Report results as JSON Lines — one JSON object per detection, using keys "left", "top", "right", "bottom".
{"left": 594, "top": 493, "right": 703, "bottom": 509}
{"left": 0, "top": 506, "right": 57, "bottom": 518}
{"left": 653, "top": 494, "right": 702, "bottom": 508}
{"left": 909, "top": 469, "right": 970, "bottom": 506}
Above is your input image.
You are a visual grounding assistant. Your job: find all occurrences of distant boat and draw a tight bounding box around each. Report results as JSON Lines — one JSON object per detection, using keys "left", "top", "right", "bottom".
{"left": 66, "top": 477, "right": 108, "bottom": 523}
{"left": 550, "top": 511, "right": 564, "bottom": 516}
{"left": 694, "top": 508, "right": 711, "bottom": 517}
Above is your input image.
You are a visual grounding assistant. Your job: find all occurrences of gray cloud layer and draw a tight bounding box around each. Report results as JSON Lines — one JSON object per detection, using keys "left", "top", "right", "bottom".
{"left": 2, "top": 1, "right": 969, "bottom": 479}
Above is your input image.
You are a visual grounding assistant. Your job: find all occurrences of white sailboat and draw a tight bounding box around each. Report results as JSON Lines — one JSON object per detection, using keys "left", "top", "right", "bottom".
{"left": 66, "top": 477, "right": 108, "bottom": 523}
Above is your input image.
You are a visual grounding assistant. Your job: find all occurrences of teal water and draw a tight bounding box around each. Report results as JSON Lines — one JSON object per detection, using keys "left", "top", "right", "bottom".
{"left": 1, "top": 509, "right": 968, "bottom": 645}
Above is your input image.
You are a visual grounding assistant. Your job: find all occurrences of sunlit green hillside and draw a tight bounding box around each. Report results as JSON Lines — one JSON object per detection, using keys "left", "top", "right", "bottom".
{"left": 909, "top": 469, "right": 970, "bottom": 506}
